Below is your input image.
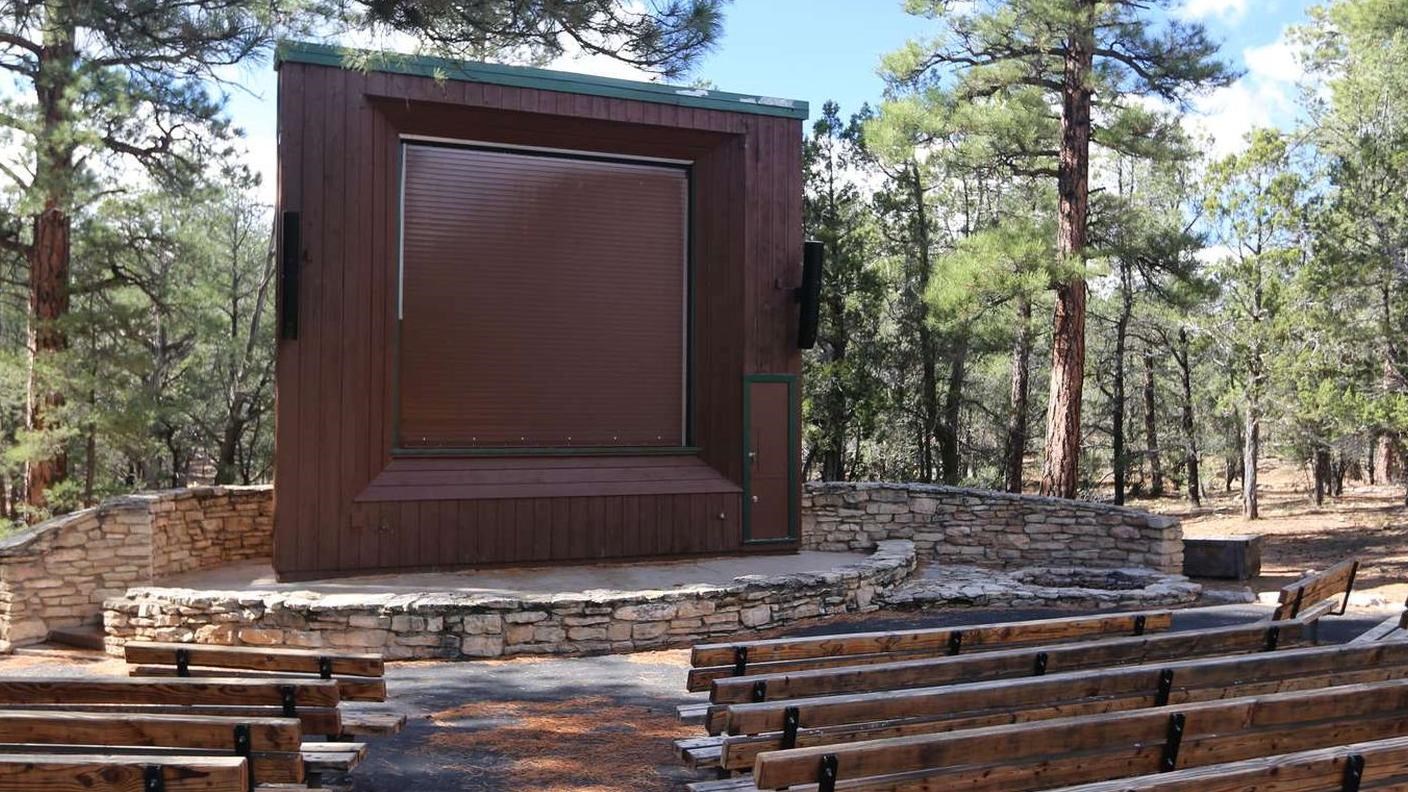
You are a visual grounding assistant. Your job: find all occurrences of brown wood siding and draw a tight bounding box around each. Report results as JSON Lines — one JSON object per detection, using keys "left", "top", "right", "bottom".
{"left": 275, "top": 62, "right": 802, "bottom": 578}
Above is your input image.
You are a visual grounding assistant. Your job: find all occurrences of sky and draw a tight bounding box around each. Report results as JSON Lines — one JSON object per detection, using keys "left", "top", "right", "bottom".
{"left": 224, "top": 0, "right": 1322, "bottom": 202}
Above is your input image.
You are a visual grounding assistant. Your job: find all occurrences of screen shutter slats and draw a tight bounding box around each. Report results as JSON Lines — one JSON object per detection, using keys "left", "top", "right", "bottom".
{"left": 397, "top": 145, "right": 688, "bottom": 449}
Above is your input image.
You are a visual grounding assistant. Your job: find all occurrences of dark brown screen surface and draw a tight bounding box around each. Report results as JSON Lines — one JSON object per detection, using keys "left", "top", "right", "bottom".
{"left": 397, "top": 144, "right": 687, "bottom": 448}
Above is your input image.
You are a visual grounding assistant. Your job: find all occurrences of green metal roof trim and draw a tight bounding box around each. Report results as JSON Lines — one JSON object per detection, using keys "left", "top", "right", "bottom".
{"left": 275, "top": 41, "right": 808, "bottom": 120}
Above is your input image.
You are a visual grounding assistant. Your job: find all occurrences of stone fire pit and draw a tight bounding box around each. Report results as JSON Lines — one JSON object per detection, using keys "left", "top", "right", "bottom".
{"left": 882, "top": 563, "right": 1201, "bottom": 610}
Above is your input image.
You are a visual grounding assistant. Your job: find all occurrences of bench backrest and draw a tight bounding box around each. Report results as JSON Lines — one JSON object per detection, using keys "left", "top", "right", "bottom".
{"left": 1273, "top": 558, "right": 1359, "bottom": 621}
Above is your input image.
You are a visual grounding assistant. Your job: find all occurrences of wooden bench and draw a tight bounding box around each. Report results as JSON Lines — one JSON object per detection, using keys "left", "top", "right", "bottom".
{"left": 0, "top": 754, "right": 252, "bottom": 791}
{"left": 125, "top": 642, "right": 387, "bottom": 702}
{"left": 705, "top": 617, "right": 1314, "bottom": 709}
{"left": 122, "top": 642, "right": 406, "bottom": 740}
{"left": 1353, "top": 603, "right": 1408, "bottom": 644}
{"left": 1272, "top": 558, "right": 1360, "bottom": 621}
{"left": 704, "top": 677, "right": 1408, "bottom": 790}
{"left": 0, "top": 709, "right": 308, "bottom": 785}
{"left": 1049, "top": 734, "right": 1408, "bottom": 791}
{"left": 677, "top": 557, "right": 1374, "bottom": 788}
{"left": 687, "top": 639, "right": 1408, "bottom": 772}
{"left": 687, "top": 611, "right": 1175, "bottom": 692}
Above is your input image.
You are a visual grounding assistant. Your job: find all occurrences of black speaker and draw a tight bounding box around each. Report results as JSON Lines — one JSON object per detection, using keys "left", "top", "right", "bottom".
{"left": 796, "top": 240, "right": 824, "bottom": 349}
{"left": 280, "top": 210, "right": 300, "bottom": 340}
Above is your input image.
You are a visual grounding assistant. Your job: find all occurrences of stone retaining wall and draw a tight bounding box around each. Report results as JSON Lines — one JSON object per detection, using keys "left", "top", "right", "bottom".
{"left": 802, "top": 482, "right": 1182, "bottom": 573}
{"left": 0, "top": 486, "right": 271, "bottom": 648}
{"left": 103, "top": 540, "right": 916, "bottom": 660}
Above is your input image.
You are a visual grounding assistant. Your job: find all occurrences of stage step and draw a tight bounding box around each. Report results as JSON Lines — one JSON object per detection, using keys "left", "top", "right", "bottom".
{"left": 46, "top": 625, "right": 105, "bottom": 651}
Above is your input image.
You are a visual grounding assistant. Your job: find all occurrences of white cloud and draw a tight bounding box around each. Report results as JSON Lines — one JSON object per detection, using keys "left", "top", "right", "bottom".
{"left": 1182, "top": 0, "right": 1250, "bottom": 20}
{"left": 1185, "top": 29, "right": 1305, "bottom": 157}
{"left": 1177, "top": 0, "right": 1249, "bottom": 21}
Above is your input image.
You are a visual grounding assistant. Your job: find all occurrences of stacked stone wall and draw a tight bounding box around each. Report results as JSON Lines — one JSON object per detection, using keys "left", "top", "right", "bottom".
{"left": 0, "top": 486, "right": 271, "bottom": 648}
{"left": 803, "top": 482, "right": 1182, "bottom": 573}
{"left": 103, "top": 541, "right": 916, "bottom": 659}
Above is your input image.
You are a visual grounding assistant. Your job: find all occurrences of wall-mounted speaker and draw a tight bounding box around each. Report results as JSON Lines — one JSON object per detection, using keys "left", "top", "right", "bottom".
{"left": 796, "top": 240, "right": 824, "bottom": 349}
{"left": 280, "top": 210, "right": 300, "bottom": 340}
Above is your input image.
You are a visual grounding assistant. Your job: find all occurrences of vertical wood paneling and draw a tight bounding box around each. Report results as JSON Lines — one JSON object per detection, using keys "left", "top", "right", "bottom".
{"left": 339, "top": 73, "right": 370, "bottom": 573}
{"left": 294, "top": 66, "right": 325, "bottom": 573}
{"left": 316, "top": 68, "right": 347, "bottom": 570}
{"left": 276, "top": 62, "right": 800, "bottom": 578}
{"left": 273, "top": 65, "right": 304, "bottom": 573}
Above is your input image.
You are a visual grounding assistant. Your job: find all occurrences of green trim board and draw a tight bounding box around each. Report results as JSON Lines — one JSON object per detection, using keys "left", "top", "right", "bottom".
{"left": 741, "top": 373, "right": 800, "bottom": 544}
{"left": 276, "top": 40, "right": 809, "bottom": 120}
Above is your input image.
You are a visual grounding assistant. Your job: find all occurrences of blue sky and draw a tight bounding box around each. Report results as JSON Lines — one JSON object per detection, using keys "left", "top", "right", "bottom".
{"left": 225, "top": 0, "right": 1322, "bottom": 200}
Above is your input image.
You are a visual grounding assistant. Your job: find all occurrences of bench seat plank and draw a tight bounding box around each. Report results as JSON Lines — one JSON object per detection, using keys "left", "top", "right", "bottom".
{"left": 0, "top": 677, "right": 340, "bottom": 708}
{"left": 688, "top": 611, "right": 1173, "bottom": 688}
{"left": 124, "top": 642, "right": 383, "bottom": 678}
{"left": 1048, "top": 734, "right": 1408, "bottom": 791}
{"left": 128, "top": 666, "right": 386, "bottom": 702}
{"left": 0, "top": 753, "right": 248, "bottom": 792}
{"left": 337, "top": 711, "right": 406, "bottom": 737}
{"left": 0, "top": 710, "right": 300, "bottom": 753}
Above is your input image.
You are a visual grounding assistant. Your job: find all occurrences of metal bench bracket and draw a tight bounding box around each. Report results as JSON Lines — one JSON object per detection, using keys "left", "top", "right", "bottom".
{"left": 781, "top": 705, "right": 801, "bottom": 750}
{"left": 144, "top": 765, "right": 165, "bottom": 792}
{"left": 280, "top": 684, "right": 297, "bottom": 717}
{"left": 1343, "top": 753, "right": 1365, "bottom": 792}
{"left": 174, "top": 647, "right": 190, "bottom": 678}
{"left": 1161, "top": 712, "right": 1185, "bottom": 772}
{"left": 1155, "top": 668, "right": 1174, "bottom": 707}
{"left": 817, "top": 753, "right": 838, "bottom": 792}
{"left": 947, "top": 631, "right": 963, "bottom": 656}
{"left": 733, "top": 646, "right": 748, "bottom": 677}
{"left": 1133, "top": 614, "right": 1147, "bottom": 636}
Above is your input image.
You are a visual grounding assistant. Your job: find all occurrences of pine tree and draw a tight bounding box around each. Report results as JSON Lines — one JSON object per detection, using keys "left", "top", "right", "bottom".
{"left": 0, "top": 0, "right": 726, "bottom": 511}
{"left": 883, "top": 0, "right": 1233, "bottom": 497}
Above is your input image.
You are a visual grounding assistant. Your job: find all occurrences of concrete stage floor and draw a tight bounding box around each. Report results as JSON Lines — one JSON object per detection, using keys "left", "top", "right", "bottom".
{"left": 156, "top": 551, "right": 871, "bottom": 597}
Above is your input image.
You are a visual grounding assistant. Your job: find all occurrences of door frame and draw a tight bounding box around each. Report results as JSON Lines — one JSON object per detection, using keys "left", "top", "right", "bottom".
{"left": 741, "top": 373, "right": 800, "bottom": 544}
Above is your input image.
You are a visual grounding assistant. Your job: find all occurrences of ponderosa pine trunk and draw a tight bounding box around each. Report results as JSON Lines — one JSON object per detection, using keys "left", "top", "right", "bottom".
{"left": 1003, "top": 295, "right": 1033, "bottom": 493}
{"left": 1143, "top": 348, "right": 1164, "bottom": 496}
{"left": 939, "top": 335, "right": 967, "bottom": 485}
{"left": 1243, "top": 403, "right": 1260, "bottom": 519}
{"left": 1039, "top": 0, "right": 1094, "bottom": 499}
{"left": 910, "top": 162, "right": 938, "bottom": 484}
{"left": 1111, "top": 267, "right": 1132, "bottom": 505}
{"left": 25, "top": 3, "right": 77, "bottom": 509}
{"left": 1177, "top": 328, "right": 1200, "bottom": 506}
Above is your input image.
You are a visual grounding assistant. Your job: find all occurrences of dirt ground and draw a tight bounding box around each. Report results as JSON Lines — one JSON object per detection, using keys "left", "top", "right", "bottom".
{"left": 1145, "top": 459, "right": 1408, "bottom": 607}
